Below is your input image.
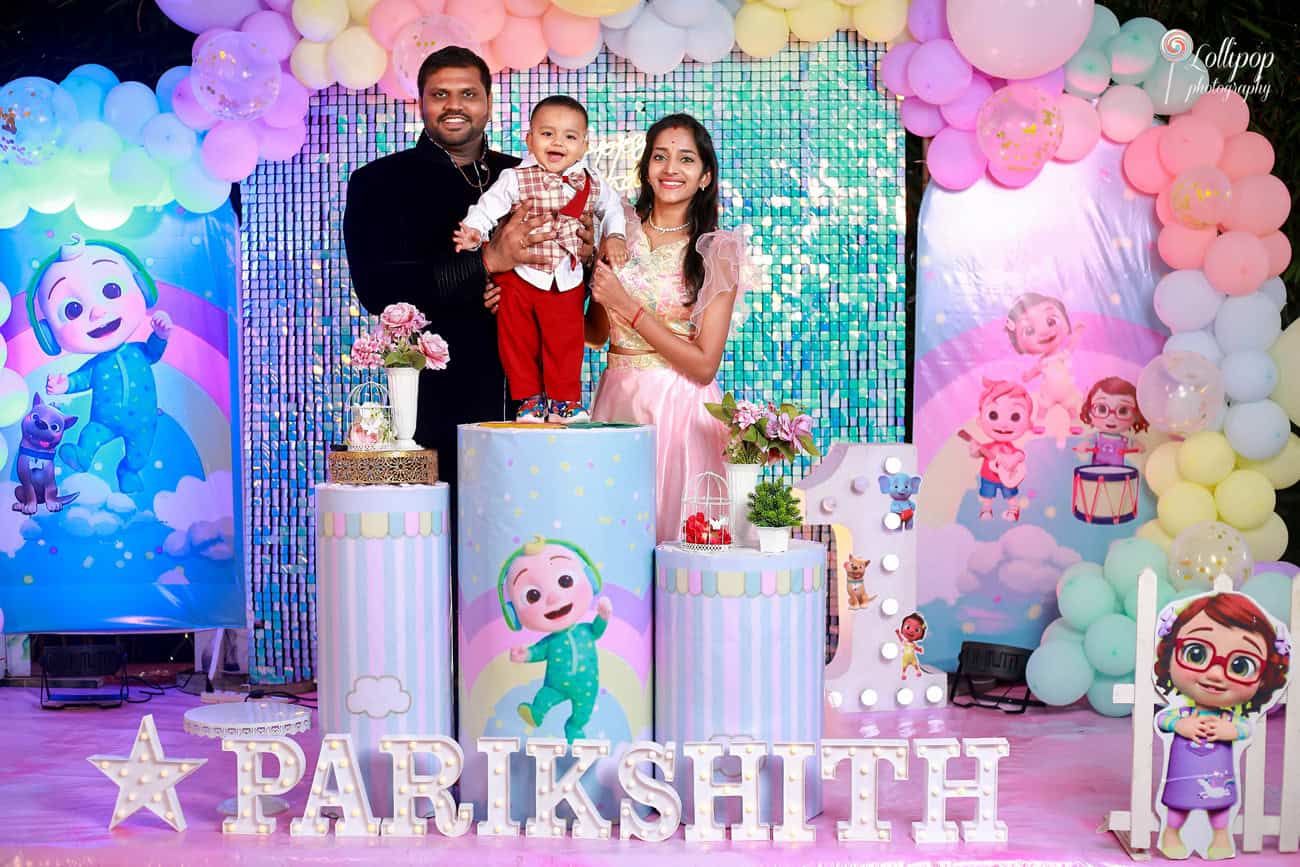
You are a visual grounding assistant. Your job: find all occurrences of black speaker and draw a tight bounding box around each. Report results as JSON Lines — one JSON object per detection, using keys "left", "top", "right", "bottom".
{"left": 40, "top": 644, "right": 128, "bottom": 709}
{"left": 948, "top": 641, "right": 1044, "bottom": 714}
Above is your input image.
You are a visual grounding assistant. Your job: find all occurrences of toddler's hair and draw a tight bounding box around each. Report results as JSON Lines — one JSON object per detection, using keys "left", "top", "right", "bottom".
{"left": 531, "top": 95, "right": 588, "bottom": 126}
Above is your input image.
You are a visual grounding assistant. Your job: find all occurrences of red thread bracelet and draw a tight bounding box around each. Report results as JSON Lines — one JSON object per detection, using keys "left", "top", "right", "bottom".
{"left": 631, "top": 308, "right": 644, "bottom": 329}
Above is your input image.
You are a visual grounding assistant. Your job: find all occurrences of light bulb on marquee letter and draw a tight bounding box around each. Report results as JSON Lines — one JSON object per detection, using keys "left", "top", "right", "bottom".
{"left": 821, "top": 738, "right": 910, "bottom": 842}
{"left": 618, "top": 741, "right": 682, "bottom": 842}
{"left": 221, "top": 736, "right": 306, "bottom": 836}
{"left": 476, "top": 737, "right": 521, "bottom": 837}
{"left": 683, "top": 740, "right": 770, "bottom": 843}
{"left": 912, "top": 737, "right": 1009, "bottom": 844}
{"left": 525, "top": 738, "right": 612, "bottom": 840}
{"left": 379, "top": 736, "right": 473, "bottom": 838}
{"left": 289, "top": 734, "right": 379, "bottom": 837}
{"left": 772, "top": 742, "right": 817, "bottom": 843}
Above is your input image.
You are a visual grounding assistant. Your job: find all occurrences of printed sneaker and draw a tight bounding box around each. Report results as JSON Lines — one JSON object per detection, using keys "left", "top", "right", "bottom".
{"left": 516, "top": 395, "right": 547, "bottom": 423}
{"left": 547, "top": 399, "right": 590, "bottom": 424}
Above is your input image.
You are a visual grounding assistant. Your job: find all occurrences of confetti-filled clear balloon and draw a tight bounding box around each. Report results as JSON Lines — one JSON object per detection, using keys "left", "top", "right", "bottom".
{"left": 391, "top": 16, "right": 480, "bottom": 101}
{"left": 975, "top": 83, "right": 1064, "bottom": 178}
{"left": 190, "top": 31, "right": 281, "bottom": 121}
{"left": 1136, "top": 350, "right": 1225, "bottom": 435}
{"left": 1168, "top": 521, "right": 1253, "bottom": 590}
{"left": 0, "top": 77, "right": 79, "bottom": 166}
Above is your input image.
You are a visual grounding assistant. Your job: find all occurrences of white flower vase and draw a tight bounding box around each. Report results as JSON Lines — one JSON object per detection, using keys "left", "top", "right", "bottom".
{"left": 756, "top": 526, "right": 791, "bottom": 554}
{"left": 386, "top": 366, "right": 420, "bottom": 450}
{"left": 724, "top": 461, "right": 762, "bottom": 547}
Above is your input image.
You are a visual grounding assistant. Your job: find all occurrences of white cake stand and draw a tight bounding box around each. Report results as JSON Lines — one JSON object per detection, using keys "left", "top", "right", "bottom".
{"left": 183, "top": 701, "right": 313, "bottom": 817}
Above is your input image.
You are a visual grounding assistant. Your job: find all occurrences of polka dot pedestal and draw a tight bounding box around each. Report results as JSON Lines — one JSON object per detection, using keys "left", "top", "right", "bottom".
{"left": 455, "top": 423, "right": 655, "bottom": 823}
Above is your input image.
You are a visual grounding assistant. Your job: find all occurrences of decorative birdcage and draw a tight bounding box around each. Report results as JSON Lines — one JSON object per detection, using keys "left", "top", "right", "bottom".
{"left": 680, "top": 471, "right": 733, "bottom": 551}
{"left": 346, "top": 381, "right": 394, "bottom": 451}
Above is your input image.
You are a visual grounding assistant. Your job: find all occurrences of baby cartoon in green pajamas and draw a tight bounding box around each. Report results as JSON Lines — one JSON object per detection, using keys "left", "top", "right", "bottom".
{"left": 499, "top": 536, "right": 613, "bottom": 741}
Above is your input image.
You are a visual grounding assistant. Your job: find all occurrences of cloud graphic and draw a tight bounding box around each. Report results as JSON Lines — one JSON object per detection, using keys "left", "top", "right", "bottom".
{"left": 347, "top": 675, "right": 412, "bottom": 719}
{"left": 154, "top": 472, "right": 235, "bottom": 560}
{"left": 156, "top": 566, "right": 189, "bottom": 585}
{"left": 920, "top": 523, "right": 1084, "bottom": 606}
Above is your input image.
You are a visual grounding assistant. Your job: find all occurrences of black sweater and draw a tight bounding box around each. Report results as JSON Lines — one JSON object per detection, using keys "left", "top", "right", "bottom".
{"left": 343, "top": 134, "right": 521, "bottom": 490}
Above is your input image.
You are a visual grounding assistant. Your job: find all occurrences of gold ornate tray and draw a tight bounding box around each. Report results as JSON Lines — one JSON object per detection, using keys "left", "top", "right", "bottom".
{"left": 326, "top": 447, "right": 439, "bottom": 486}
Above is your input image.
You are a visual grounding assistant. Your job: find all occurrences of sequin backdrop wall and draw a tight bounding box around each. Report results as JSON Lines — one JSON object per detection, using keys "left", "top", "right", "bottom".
{"left": 241, "top": 36, "right": 905, "bottom": 683}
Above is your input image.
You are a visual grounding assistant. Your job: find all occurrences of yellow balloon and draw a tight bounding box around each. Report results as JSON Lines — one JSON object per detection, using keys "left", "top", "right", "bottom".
{"left": 851, "top": 0, "right": 909, "bottom": 42}
{"left": 766, "top": 0, "right": 803, "bottom": 10}
{"left": 1143, "top": 441, "right": 1183, "bottom": 497}
{"left": 1176, "top": 431, "right": 1236, "bottom": 487}
{"left": 1157, "top": 481, "right": 1217, "bottom": 538}
{"left": 1239, "top": 512, "right": 1289, "bottom": 562}
{"left": 1214, "top": 469, "right": 1276, "bottom": 530}
{"left": 550, "top": 0, "right": 640, "bottom": 16}
{"left": 1238, "top": 432, "right": 1300, "bottom": 489}
{"left": 1269, "top": 319, "right": 1300, "bottom": 426}
{"left": 328, "top": 26, "right": 387, "bottom": 90}
{"left": 290, "top": 39, "right": 335, "bottom": 91}
{"left": 735, "top": 2, "right": 791, "bottom": 59}
{"left": 1136, "top": 519, "right": 1174, "bottom": 552}
{"left": 789, "top": 0, "right": 842, "bottom": 43}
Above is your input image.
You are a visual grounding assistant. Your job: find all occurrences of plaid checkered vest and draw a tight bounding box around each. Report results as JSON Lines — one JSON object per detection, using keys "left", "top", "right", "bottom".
{"left": 513, "top": 164, "right": 598, "bottom": 271}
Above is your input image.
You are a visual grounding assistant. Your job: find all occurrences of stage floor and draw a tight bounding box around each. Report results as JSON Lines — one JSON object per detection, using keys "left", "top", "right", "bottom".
{"left": 0, "top": 686, "right": 1292, "bottom": 866}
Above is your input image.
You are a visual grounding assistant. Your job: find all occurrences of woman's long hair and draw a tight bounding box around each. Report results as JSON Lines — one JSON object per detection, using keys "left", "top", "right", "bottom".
{"left": 634, "top": 113, "right": 719, "bottom": 305}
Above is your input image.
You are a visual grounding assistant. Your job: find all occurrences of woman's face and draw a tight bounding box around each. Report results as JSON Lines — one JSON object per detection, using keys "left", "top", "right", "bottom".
{"left": 646, "top": 126, "right": 712, "bottom": 210}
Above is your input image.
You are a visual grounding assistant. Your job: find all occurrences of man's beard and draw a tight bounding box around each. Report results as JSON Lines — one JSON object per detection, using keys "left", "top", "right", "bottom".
{"left": 425, "top": 113, "right": 485, "bottom": 149}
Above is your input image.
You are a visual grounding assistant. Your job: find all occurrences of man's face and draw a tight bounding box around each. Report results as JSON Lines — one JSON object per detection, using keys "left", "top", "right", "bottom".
{"left": 421, "top": 66, "right": 489, "bottom": 150}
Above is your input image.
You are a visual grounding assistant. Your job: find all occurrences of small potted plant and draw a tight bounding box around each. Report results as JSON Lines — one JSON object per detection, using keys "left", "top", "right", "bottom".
{"left": 747, "top": 480, "right": 802, "bottom": 554}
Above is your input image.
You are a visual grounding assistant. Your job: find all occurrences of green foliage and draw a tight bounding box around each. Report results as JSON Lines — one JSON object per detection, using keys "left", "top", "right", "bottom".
{"left": 704, "top": 392, "right": 821, "bottom": 465}
{"left": 382, "top": 347, "right": 426, "bottom": 369}
{"left": 747, "top": 480, "right": 803, "bottom": 528}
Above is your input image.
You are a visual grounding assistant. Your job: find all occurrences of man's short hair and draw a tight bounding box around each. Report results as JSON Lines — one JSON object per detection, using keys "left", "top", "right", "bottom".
{"left": 531, "top": 95, "right": 588, "bottom": 126}
{"left": 417, "top": 46, "right": 491, "bottom": 98}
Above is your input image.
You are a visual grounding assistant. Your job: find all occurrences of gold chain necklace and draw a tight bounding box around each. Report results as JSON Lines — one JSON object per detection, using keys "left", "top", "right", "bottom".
{"left": 426, "top": 130, "right": 488, "bottom": 194}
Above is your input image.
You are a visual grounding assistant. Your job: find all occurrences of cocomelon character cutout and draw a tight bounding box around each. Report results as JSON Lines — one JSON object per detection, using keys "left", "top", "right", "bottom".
{"left": 896, "top": 611, "right": 927, "bottom": 680}
{"left": 1076, "top": 376, "right": 1148, "bottom": 468}
{"left": 960, "top": 378, "right": 1033, "bottom": 522}
{"left": 1153, "top": 591, "right": 1291, "bottom": 861}
{"left": 1005, "top": 292, "right": 1084, "bottom": 435}
{"left": 878, "top": 471, "right": 921, "bottom": 529}
{"left": 25, "top": 235, "right": 172, "bottom": 493}
{"left": 498, "top": 535, "right": 613, "bottom": 741}
{"left": 843, "top": 555, "right": 876, "bottom": 610}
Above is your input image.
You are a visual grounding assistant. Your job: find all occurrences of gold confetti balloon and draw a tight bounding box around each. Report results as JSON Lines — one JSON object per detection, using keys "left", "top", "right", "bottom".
{"left": 1168, "top": 521, "right": 1254, "bottom": 591}
{"left": 975, "top": 82, "right": 1064, "bottom": 178}
{"left": 190, "top": 31, "right": 281, "bottom": 121}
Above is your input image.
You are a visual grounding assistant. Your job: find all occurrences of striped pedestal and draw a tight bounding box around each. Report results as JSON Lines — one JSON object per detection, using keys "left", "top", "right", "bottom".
{"left": 314, "top": 483, "right": 453, "bottom": 817}
{"left": 655, "top": 540, "right": 827, "bottom": 824}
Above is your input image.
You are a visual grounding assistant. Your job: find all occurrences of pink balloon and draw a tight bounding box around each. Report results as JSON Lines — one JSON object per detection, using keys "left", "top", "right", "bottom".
{"left": 926, "top": 127, "right": 987, "bottom": 190}
{"left": 261, "top": 73, "right": 310, "bottom": 128}
{"left": 1203, "top": 230, "right": 1270, "bottom": 296}
{"left": 1055, "top": 93, "right": 1100, "bottom": 162}
{"left": 1222, "top": 174, "right": 1290, "bottom": 236}
{"left": 416, "top": 0, "right": 448, "bottom": 12}
{"left": 939, "top": 74, "right": 993, "bottom": 131}
{"left": 241, "top": 11, "right": 297, "bottom": 62}
{"left": 1191, "top": 88, "right": 1250, "bottom": 137}
{"left": 1157, "top": 224, "right": 1218, "bottom": 270}
{"left": 975, "top": 83, "right": 1063, "bottom": 173}
{"left": 1158, "top": 114, "right": 1225, "bottom": 176}
{"left": 253, "top": 118, "right": 307, "bottom": 161}
{"left": 447, "top": 0, "right": 505, "bottom": 42}
{"left": 947, "top": 0, "right": 1093, "bottom": 79}
{"left": 368, "top": 0, "right": 422, "bottom": 49}
{"left": 988, "top": 159, "right": 1040, "bottom": 189}
{"left": 391, "top": 15, "right": 481, "bottom": 99}
{"left": 907, "top": 0, "right": 950, "bottom": 42}
{"left": 171, "top": 75, "right": 217, "bottom": 131}
{"left": 506, "top": 0, "right": 549, "bottom": 14}
{"left": 1155, "top": 187, "right": 1174, "bottom": 225}
{"left": 201, "top": 120, "right": 259, "bottom": 182}
{"left": 900, "top": 96, "right": 945, "bottom": 137}
{"left": 1260, "top": 231, "right": 1292, "bottom": 277}
{"left": 1013, "top": 66, "right": 1065, "bottom": 96}
{"left": 264, "top": 0, "right": 292, "bottom": 10}
{"left": 1097, "top": 85, "right": 1153, "bottom": 143}
{"left": 1168, "top": 166, "right": 1232, "bottom": 230}
{"left": 478, "top": 40, "right": 504, "bottom": 75}
{"left": 493, "top": 15, "right": 546, "bottom": 71}
{"left": 906, "top": 40, "right": 972, "bottom": 106}
{"left": 541, "top": 7, "right": 600, "bottom": 57}
{"left": 1122, "top": 126, "right": 1170, "bottom": 193}
{"left": 880, "top": 43, "right": 919, "bottom": 97}
{"left": 1218, "top": 131, "right": 1275, "bottom": 181}
{"left": 377, "top": 59, "right": 413, "bottom": 102}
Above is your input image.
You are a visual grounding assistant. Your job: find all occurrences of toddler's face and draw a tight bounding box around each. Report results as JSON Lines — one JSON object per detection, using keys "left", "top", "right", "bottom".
{"left": 526, "top": 105, "right": 588, "bottom": 174}
{"left": 37, "top": 249, "right": 147, "bottom": 355}
{"left": 977, "top": 393, "right": 1032, "bottom": 442}
{"left": 1089, "top": 391, "right": 1138, "bottom": 433}
{"left": 1013, "top": 300, "right": 1070, "bottom": 355}
{"left": 1170, "top": 612, "right": 1265, "bottom": 709}
{"left": 506, "top": 543, "right": 593, "bottom": 632}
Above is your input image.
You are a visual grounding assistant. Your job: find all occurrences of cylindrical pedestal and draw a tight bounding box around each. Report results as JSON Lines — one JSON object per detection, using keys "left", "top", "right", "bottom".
{"left": 655, "top": 540, "right": 827, "bottom": 824}
{"left": 315, "top": 483, "right": 453, "bottom": 816}
{"left": 457, "top": 423, "right": 656, "bottom": 822}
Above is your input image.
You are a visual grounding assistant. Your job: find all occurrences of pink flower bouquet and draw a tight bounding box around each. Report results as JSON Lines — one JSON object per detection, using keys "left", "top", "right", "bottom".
{"left": 350, "top": 303, "right": 450, "bottom": 370}
{"left": 705, "top": 392, "right": 820, "bottom": 464}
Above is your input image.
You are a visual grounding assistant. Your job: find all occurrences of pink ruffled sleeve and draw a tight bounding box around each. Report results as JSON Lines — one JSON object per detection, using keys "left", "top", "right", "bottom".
{"left": 692, "top": 226, "right": 757, "bottom": 331}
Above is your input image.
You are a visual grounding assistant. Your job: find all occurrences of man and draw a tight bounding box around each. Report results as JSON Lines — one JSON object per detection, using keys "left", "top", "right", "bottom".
{"left": 343, "top": 46, "right": 592, "bottom": 493}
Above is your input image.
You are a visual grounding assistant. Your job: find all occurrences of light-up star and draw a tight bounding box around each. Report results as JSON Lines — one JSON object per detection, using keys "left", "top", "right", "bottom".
{"left": 87, "top": 714, "right": 207, "bottom": 831}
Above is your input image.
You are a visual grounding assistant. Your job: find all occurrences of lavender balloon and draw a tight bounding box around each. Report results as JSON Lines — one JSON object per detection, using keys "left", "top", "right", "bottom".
{"left": 190, "top": 31, "right": 281, "bottom": 121}
{"left": 907, "top": 39, "right": 972, "bottom": 106}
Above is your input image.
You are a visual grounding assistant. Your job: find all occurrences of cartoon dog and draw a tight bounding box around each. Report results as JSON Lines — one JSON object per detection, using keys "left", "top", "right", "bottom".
{"left": 878, "top": 472, "right": 921, "bottom": 529}
{"left": 843, "top": 555, "right": 876, "bottom": 609}
{"left": 12, "top": 394, "right": 80, "bottom": 516}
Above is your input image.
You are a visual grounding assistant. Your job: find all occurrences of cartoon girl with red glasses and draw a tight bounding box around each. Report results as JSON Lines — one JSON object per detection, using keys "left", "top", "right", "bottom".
{"left": 1153, "top": 592, "right": 1291, "bottom": 860}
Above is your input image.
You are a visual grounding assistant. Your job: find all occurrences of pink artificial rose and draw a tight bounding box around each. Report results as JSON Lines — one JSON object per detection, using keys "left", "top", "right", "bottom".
{"left": 791, "top": 413, "right": 814, "bottom": 442}
{"left": 350, "top": 331, "right": 384, "bottom": 368}
{"left": 770, "top": 412, "right": 796, "bottom": 443}
{"left": 380, "top": 302, "right": 427, "bottom": 340}
{"left": 733, "top": 400, "right": 763, "bottom": 431}
{"left": 418, "top": 332, "right": 450, "bottom": 370}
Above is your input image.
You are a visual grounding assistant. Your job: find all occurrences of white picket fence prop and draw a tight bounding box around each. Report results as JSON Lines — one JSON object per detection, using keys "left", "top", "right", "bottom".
{"left": 1101, "top": 569, "right": 1300, "bottom": 859}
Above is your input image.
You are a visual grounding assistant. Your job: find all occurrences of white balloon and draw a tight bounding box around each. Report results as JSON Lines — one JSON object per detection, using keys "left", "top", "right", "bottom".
{"left": 1257, "top": 276, "right": 1287, "bottom": 310}
{"left": 603, "top": 24, "right": 633, "bottom": 59}
{"left": 655, "top": 0, "right": 711, "bottom": 28}
{"left": 625, "top": 7, "right": 686, "bottom": 75}
{"left": 1224, "top": 399, "right": 1291, "bottom": 461}
{"left": 1153, "top": 269, "right": 1223, "bottom": 334}
{"left": 1214, "top": 293, "right": 1282, "bottom": 354}
{"left": 1163, "top": 329, "right": 1223, "bottom": 366}
{"left": 602, "top": 1, "right": 644, "bottom": 30}
{"left": 685, "top": 3, "right": 736, "bottom": 64}
{"left": 548, "top": 41, "right": 603, "bottom": 70}
{"left": 1221, "top": 350, "right": 1279, "bottom": 403}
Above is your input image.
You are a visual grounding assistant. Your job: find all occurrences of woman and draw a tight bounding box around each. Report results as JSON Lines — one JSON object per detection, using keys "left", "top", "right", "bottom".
{"left": 586, "top": 114, "right": 753, "bottom": 543}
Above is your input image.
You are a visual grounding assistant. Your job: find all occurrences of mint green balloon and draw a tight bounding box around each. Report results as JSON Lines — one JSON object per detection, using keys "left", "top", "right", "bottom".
{"left": 1057, "top": 560, "right": 1104, "bottom": 597}
{"left": 1059, "top": 572, "right": 1119, "bottom": 631}
{"left": 1104, "top": 537, "right": 1169, "bottom": 597}
{"left": 1123, "top": 577, "right": 1177, "bottom": 620}
{"left": 1065, "top": 48, "right": 1110, "bottom": 98}
{"left": 1027, "top": 641, "right": 1095, "bottom": 706}
{"left": 1241, "top": 571, "right": 1295, "bottom": 625}
{"left": 1085, "top": 613, "right": 1138, "bottom": 676}
{"left": 1105, "top": 30, "right": 1157, "bottom": 85}
{"left": 1087, "top": 673, "right": 1134, "bottom": 717}
{"left": 1041, "top": 617, "right": 1084, "bottom": 645}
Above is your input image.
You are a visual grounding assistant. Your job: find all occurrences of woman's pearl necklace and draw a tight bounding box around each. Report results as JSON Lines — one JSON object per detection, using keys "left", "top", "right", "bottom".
{"left": 648, "top": 213, "right": 690, "bottom": 233}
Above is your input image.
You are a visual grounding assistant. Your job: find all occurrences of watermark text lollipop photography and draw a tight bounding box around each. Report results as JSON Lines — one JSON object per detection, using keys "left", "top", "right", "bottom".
{"left": 1161, "top": 27, "right": 1275, "bottom": 101}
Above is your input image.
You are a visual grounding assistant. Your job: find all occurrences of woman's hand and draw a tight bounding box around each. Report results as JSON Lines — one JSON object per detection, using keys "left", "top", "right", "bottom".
{"left": 483, "top": 199, "right": 557, "bottom": 274}
{"left": 591, "top": 261, "right": 636, "bottom": 320}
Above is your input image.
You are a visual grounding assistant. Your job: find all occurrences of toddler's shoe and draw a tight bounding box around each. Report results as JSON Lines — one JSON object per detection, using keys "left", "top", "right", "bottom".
{"left": 548, "top": 399, "right": 590, "bottom": 424}
{"left": 516, "top": 395, "right": 547, "bottom": 423}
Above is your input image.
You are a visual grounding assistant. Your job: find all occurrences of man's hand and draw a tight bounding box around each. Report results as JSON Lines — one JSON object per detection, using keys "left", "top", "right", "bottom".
{"left": 482, "top": 198, "right": 557, "bottom": 274}
{"left": 484, "top": 280, "right": 502, "bottom": 314}
{"left": 576, "top": 211, "right": 595, "bottom": 263}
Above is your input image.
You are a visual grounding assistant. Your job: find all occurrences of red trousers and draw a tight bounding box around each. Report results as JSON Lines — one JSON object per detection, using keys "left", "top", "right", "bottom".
{"left": 496, "top": 272, "right": 585, "bottom": 401}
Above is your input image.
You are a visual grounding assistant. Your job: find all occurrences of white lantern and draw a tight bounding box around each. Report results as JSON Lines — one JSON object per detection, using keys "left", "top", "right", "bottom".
{"left": 346, "top": 381, "right": 393, "bottom": 451}
{"left": 680, "top": 471, "right": 732, "bottom": 550}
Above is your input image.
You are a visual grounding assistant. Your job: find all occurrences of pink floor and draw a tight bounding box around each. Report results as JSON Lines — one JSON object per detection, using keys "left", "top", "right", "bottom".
{"left": 0, "top": 686, "right": 1294, "bottom": 866}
